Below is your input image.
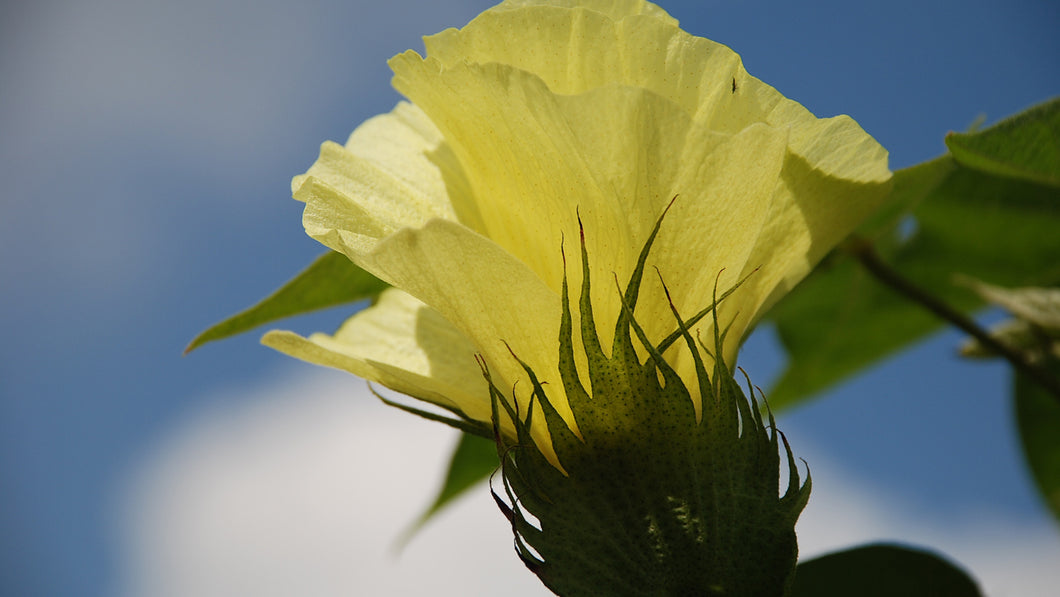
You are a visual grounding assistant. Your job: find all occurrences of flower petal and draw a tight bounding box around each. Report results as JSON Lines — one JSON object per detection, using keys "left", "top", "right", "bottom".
{"left": 265, "top": 275, "right": 564, "bottom": 466}
{"left": 394, "top": 7, "right": 891, "bottom": 366}
{"left": 289, "top": 0, "right": 890, "bottom": 438}
{"left": 390, "top": 52, "right": 783, "bottom": 357}
{"left": 365, "top": 219, "right": 563, "bottom": 396}
{"left": 490, "top": 0, "right": 676, "bottom": 22}
{"left": 420, "top": 1, "right": 890, "bottom": 183}
{"left": 290, "top": 96, "right": 572, "bottom": 436}
{"left": 357, "top": 220, "right": 573, "bottom": 466}
{"left": 734, "top": 125, "right": 893, "bottom": 332}
{"left": 292, "top": 101, "right": 483, "bottom": 259}
{"left": 261, "top": 288, "right": 488, "bottom": 421}
{"left": 389, "top": 56, "right": 611, "bottom": 294}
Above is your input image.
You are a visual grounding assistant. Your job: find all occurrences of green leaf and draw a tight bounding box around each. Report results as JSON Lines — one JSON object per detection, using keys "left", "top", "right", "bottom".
{"left": 946, "top": 97, "right": 1060, "bottom": 189}
{"left": 186, "top": 251, "right": 388, "bottom": 353}
{"left": 424, "top": 432, "right": 498, "bottom": 517}
{"left": 400, "top": 432, "right": 497, "bottom": 542}
{"left": 791, "top": 543, "right": 982, "bottom": 597}
{"left": 768, "top": 124, "right": 1060, "bottom": 409}
{"left": 855, "top": 156, "right": 955, "bottom": 241}
{"left": 1014, "top": 357, "right": 1060, "bottom": 524}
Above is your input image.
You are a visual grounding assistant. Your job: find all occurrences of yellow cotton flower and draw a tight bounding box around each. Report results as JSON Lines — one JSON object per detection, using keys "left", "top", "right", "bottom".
{"left": 264, "top": 0, "right": 890, "bottom": 467}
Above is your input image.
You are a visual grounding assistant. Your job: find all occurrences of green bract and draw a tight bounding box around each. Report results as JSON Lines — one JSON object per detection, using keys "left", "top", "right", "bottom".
{"left": 485, "top": 210, "right": 810, "bottom": 595}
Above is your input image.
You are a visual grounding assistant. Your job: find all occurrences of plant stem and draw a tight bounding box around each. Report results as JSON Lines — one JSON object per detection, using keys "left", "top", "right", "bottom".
{"left": 844, "top": 236, "right": 1060, "bottom": 401}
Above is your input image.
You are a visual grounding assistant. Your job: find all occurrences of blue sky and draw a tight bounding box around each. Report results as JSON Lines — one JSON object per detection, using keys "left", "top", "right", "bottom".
{"left": 1, "top": 0, "right": 1058, "bottom": 595}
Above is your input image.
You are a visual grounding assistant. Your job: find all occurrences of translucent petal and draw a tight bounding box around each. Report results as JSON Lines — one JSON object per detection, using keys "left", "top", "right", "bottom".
{"left": 290, "top": 97, "right": 570, "bottom": 441}
{"left": 292, "top": 101, "right": 481, "bottom": 258}
{"left": 266, "top": 282, "right": 562, "bottom": 464}
{"left": 308, "top": 219, "right": 568, "bottom": 449}
{"left": 390, "top": 55, "right": 798, "bottom": 360}
{"left": 420, "top": 2, "right": 890, "bottom": 183}
{"left": 491, "top": 0, "right": 676, "bottom": 23}
{"left": 281, "top": 0, "right": 892, "bottom": 457}
{"left": 390, "top": 56, "right": 629, "bottom": 294}
{"left": 261, "top": 289, "right": 488, "bottom": 421}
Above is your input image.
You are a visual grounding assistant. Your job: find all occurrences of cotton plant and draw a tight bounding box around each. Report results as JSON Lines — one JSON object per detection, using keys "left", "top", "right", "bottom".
{"left": 189, "top": 1, "right": 1060, "bottom": 595}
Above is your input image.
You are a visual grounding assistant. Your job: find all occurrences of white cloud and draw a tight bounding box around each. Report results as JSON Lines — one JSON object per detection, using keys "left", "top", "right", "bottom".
{"left": 118, "top": 369, "right": 1060, "bottom": 596}
{"left": 117, "top": 368, "right": 547, "bottom": 597}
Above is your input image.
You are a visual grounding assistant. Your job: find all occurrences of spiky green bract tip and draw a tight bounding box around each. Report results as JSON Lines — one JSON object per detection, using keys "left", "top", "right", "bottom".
{"left": 484, "top": 209, "right": 811, "bottom": 597}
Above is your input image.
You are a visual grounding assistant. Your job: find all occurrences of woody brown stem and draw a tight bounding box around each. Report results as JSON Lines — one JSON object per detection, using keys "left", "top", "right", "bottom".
{"left": 845, "top": 236, "right": 1060, "bottom": 402}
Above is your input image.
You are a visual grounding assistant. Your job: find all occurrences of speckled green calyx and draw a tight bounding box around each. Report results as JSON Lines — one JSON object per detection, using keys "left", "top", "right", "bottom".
{"left": 484, "top": 211, "right": 811, "bottom": 596}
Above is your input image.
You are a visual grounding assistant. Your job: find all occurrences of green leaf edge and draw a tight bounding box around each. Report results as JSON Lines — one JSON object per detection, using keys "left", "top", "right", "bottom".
{"left": 185, "top": 251, "right": 388, "bottom": 353}
{"left": 1014, "top": 356, "right": 1060, "bottom": 526}
{"left": 791, "top": 543, "right": 982, "bottom": 597}
{"left": 945, "top": 97, "right": 1060, "bottom": 189}
{"left": 396, "top": 432, "right": 499, "bottom": 548}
